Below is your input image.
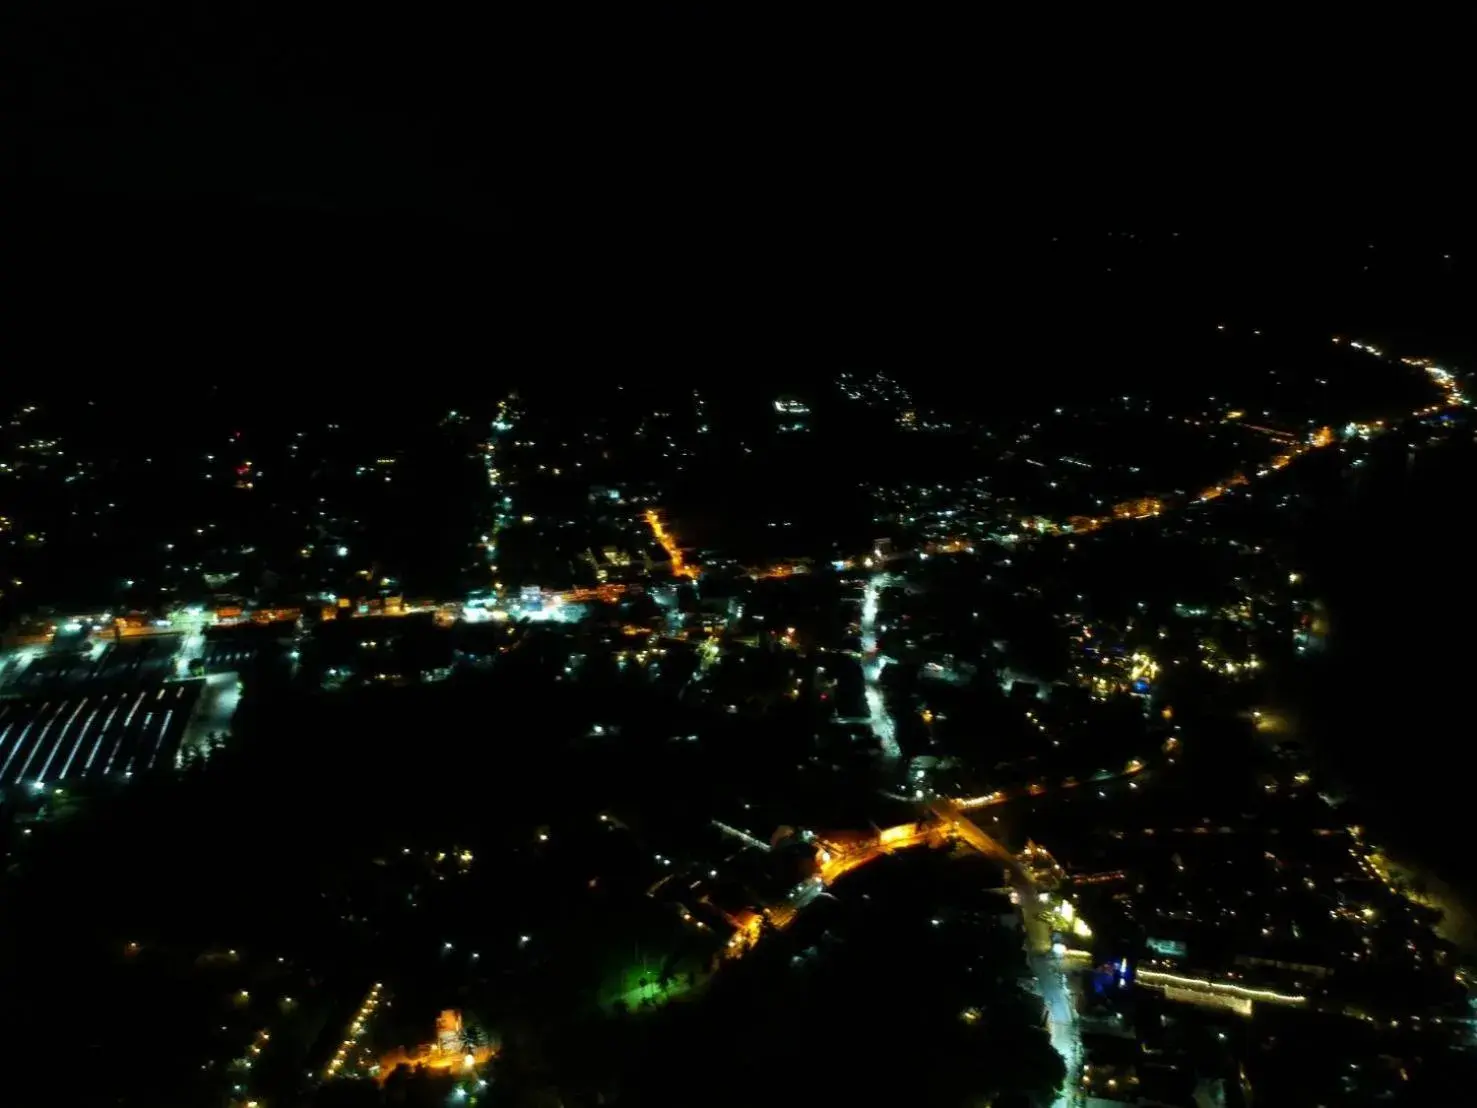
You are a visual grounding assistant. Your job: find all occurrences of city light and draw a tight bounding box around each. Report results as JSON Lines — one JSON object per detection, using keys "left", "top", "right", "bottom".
{"left": 1136, "top": 969, "right": 1306, "bottom": 1005}
{"left": 2, "top": 303, "right": 1463, "bottom": 1108}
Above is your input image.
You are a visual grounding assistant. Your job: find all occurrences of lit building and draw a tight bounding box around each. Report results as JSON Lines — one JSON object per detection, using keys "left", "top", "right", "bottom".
{"left": 773, "top": 396, "right": 810, "bottom": 433}
{"left": 377, "top": 1009, "right": 496, "bottom": 1083}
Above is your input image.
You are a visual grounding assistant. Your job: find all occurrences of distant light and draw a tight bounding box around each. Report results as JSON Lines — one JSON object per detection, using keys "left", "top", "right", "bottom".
{"left": 336, "top": 546, "right": 349, "bottom": 557}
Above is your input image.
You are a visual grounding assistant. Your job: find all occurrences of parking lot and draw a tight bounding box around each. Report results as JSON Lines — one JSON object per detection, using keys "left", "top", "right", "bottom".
{"left": 201, "top": 622, "right": 292, "bottom": 674}
{"left": 4, "top": 637, "right": 183, "bottom": 695}
{"left": 0, "top": 681, "right": 201, "bottom": 791}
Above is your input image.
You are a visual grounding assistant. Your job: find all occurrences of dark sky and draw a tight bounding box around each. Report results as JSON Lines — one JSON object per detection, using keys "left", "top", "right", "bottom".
{"left": 5, "top": 6, "right": 1471, "bottom": 382}
{"left": 7, "top": 3, "right": 507, "bottom": 226}
{"left": 9, "top": 7, "right": 1457, "bottom": 229}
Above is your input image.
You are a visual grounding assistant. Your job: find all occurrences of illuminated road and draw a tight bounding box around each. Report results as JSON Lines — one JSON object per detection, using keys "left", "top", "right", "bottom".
{"left": 859, "top": 573, "right": 900, "bottom": 761}
{"left": 643, "top": 510, "right": 699, "bottom": 579}
{"left": 931, "top": 798, "right": 1083, "bottom": 1107}
{"left": 819, "top": 350, "right": 1466, "bottom": 579}
{"left": 1023, "top": 897, "right": 1083, "bottom": 1107}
